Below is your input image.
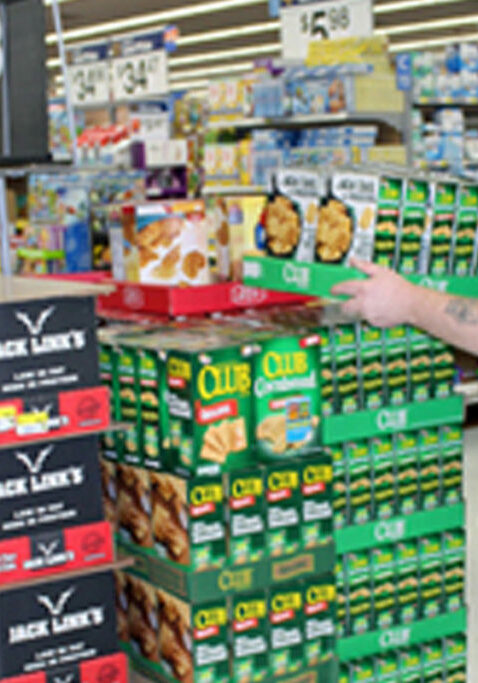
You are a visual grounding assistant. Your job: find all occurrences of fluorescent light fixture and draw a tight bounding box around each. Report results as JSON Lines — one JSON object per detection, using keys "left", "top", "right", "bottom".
{"left": 374, "top": 0, "right": 468, "bottom": 14}
{"left": 170, "top": 60, "right": 253, "bottom": 81}
{"left": 178, "top": 21, "right": 280, "bottom": 47}
{"left": 376, "top": 13, "right": 478, "bottom": 36}
{"left": 390, "top": 30, "right": 478, "bottom": 51}
{"left": 46, "top": 0, "right": 268, "bottom": 45}
{"left": 170, "top": 78, "right": 210, "bottom": 92}
{"left": 54, "top": 73, "right": 64, "bottom": 83}
{"left": 170, "top": 42, "right": 281, "bottom": 67}
{"left": 47, "top": 57, "right": 61, "bottom": 69}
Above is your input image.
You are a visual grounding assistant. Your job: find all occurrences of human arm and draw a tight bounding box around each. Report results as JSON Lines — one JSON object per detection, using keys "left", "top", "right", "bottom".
{"left": 331, "top": 259, "right": 478, "bottom": 356}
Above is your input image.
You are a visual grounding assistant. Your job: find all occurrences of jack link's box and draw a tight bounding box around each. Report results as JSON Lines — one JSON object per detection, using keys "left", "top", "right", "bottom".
{"left": 1, "top": 653, "right": 129, "bottom": 683}
{"left": 0, "top": 570, "right": 119, "bottom": 678}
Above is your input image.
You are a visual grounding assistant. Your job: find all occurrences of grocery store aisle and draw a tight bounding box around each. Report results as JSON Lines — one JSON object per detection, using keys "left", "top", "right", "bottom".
{"left": 465, "top": 426, "right": 478, "bottom": 682}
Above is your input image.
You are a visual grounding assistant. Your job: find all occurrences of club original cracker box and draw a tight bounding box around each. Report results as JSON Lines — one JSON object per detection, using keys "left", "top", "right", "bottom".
{"left": 227, "top": 468, "right": 266, "bottom": 566}
{"left": 333, "top": 323, "right": 360, "bottom": 415}
{"left": 252, "top": 332, "right": 321, "bottom": 461}
{"left": 167, "top": 337, "right": 253, "bottom": 475}
{"left": 418, "top": 428, "right": 441, "bottom": 511}
{"left": 268, "top": 582, "right": 304, "bottom": 678}
{"left": 359, "top": 323, "right": 385, "bottom": 411}
{"left": 451, "top": 183, "right": 478, "bottom": 276}
{"left": 319, "top": 325, "right": 334, "bottom": 418}
{"left": 408, "top": 327, "right": 432, "bottom": 403}
{"left": 384, "top": 325, "right": 409, "bottom": 407}
{"left": 265, "top": 462, "right": 301, "bottom": 558}
{"left": 302, "top": 575, "right": 335, "bottom": 669}
{"left": 231, "top": 591, "right": 269, "bottom": 682}
{"left": 398, "top": 176, "right": 429, "bottom": 275}
{"left": 423, "top": 180, "right": 458, "bottom": 277}
{"left": 371, "top": 434, "right": 395, "bottom": 521}
{"left": 346, "top": 440, "right": 372, "bottom": 526}
{"left": 373, "top": 173, "right": 404, "bottom": 269}
{"left": 300, "top": 455, "right": 333, "bottom": 549}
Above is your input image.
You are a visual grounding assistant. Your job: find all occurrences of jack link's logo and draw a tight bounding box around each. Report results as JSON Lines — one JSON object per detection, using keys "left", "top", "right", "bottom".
{"left": 37, "top": 587, "right": 75, "bottom": 617}
{"left": 15, "top": 445, "right": 53, "bottom": 475}
{"left": 37, "top": 541, "right": 60, "bottom": 559}
{"left": 15, "top": 307, "right": 55, "bottom": 336}
{"left": 53, "top": 676, "right": 74, "bottom": 683}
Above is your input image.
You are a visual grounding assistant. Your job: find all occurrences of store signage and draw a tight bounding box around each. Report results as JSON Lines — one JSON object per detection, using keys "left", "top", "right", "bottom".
{"left": 282, "top": 263, "right": 311, "bottom": 290}
{"left": 374, "top": 519, "right": 406, "bottom": 543}
{"left": 281, "top": 0, "right": 373, "bottom": 61}
{"left": 111, "top": 31, "right": 170, "bottom": 102}
{"left": 379, "top": 627, "right": 411, "bottom": 650}
{"left": 376, "top": 408, "right": 408, "bottom": 432}
{"left": 396, "top": 52, "right": 412, "bottom": 92}
{"left": 418, "top": 276, "right": 449, "bottom": 292}
{"left": 67, "top": 44, "right": 110, "bottom": 107}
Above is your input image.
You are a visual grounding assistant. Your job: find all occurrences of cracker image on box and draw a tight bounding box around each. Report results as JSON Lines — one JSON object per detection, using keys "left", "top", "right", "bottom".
{"left": 227, "top": 469, "right": 266, "bottom": 565}
{"left": 253, "top": 333, "right": 321, "bottom": 460}
{"left": 126, "top": 574, "right": 160, "bottom": 663}
{"left": 231, "top": 591, "right": 269, "bottom": 683}
{"left": 117, "top": 463, "right": 153, "bottom": 549}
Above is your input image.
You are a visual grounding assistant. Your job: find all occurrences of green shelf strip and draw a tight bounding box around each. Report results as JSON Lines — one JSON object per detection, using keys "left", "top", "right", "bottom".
{"left": 338, "top": 609, "right": 467, "bottom": 662}
{"left": 323, "top": 396, "right": 464, "bottom": 445}
{"left": 335, "top": 504, "right": 465, "bottom": 555}
{"left": 17, "top": 247, "right": 65, "bottom": 260}
{"left": 243, "top": 255, "right": 478, "bottom": 299}
{"left": 123, "top": 642, "right": 338, "bottom": 683}
{"left": 117, "top": 539, "right": 335, "bottom": 603}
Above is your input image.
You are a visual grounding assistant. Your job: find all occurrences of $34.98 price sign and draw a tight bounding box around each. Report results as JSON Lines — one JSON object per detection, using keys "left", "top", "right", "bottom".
{"left": 112, "top": 50, "right": 168, "bottom": 101}
{"left": 68, "top": 62, "right": 110, "bottom": 107}
{"left": 281, "top": 0, "right": 373, "bottom": 61}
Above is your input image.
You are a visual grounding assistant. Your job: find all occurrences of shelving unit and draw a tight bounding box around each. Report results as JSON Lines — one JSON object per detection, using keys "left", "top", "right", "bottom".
{"left": 207, "top": 111, "right": 406, "bottom": 132}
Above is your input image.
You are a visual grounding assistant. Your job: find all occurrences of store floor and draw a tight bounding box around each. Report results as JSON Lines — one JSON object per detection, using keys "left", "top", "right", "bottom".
{"left": 131, "top": 427, "right": 478, "bottom": 682}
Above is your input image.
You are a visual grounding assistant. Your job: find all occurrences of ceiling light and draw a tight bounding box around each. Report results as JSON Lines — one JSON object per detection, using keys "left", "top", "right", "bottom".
{"left": 47, "top": 57, "right": 61, "bottom": 70}
{"left": 178, "top": 21, "right": 279, "bottom": 47}
{"left": 374, "top": 0, "right": 468, "bottom": 14}
{"left": 46, "top": 0, "right": 268, "bottom": 45}
{"left": 170, "top": 61, "right": 253, "bottom": 81}
{"left": 390, "top": 30, "right": 478, "bottom": 51}
{"left": 376, "top": 13, "right": 478, "bottom": 36}
{"left": 170, "top": 42, "right": 281, "bottom": 67}
{"left": 170, "top": 78, "right": 210, "bottom": 92}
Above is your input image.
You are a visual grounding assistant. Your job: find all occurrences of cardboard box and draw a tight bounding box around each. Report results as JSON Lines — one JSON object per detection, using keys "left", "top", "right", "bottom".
{"left": 265, "top": 463, "right": 301, "bottom": 558}
{"left": 371, "top": 544, "right": 396, "bottom": 631}
{"left": 268, "top": 582, "right": 304, "bottom": 677}
{"left": 359, "top": 324, "right": 385, "bottom": 411}
{"left": 345, "top": 550, "right": 372, "bottom": 637}
{"left": 231, "top": 591, "right": 269, "bottom": 682}
{"left": 419, "top": 534, "right": 444, "bottom": 619}
{"left": 396, "top": 540, "right": 419, "bottom": 625}
{"left": 384, "top": 326, "right": 409, "bottom": 407}
{"left": 300, "top": 456, "right": 333, "bottom": 549}
{"left": 331, "top": 445, "right": 347, "bottom": 530}
{"left": 373, "top": 174, "right": 404, "bottom": 269}
{"left": 451, "top": 183, "right": 478, "bottom": 276}
{"left": 333, "top": 324, "right": 360, "bottom": 415}
{"left": 398, "top": 177, "right": 429, "bottom": 275}
{"left": 346, "top": 441, "right": 372, "bottom": 526}
{"left": 227, "top": 469, "right": 266, "bottom": 566}
{"left": 418, "top": 428, "right": 441, "bottom": 511}
{"left": 371, "top": 435, "right": 395, "bottom": 521}
{"left": 117, "top": 464, "right": 153, "bottom": 551}
{"left": 302, "top": 575, "right": 335, "bottom": 669}
{"left": 320, "top": 326, "right": 334, "bottom": 418}
{"left": 426, "top": 180, "right": 458, "bottom": 277}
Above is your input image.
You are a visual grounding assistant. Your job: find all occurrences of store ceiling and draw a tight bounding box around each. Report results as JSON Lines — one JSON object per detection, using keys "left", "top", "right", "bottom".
{"left": 45, "top": 0, "right": 478, "bottom": 94}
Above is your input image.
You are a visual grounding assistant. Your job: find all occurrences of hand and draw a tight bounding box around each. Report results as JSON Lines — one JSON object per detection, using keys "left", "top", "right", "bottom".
{"left": 331, "top": 258, "right": 417, "bottom": 328}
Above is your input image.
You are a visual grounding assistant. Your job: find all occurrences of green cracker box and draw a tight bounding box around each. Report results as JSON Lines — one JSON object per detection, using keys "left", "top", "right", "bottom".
{"left": 346, "top": 440, "right": 372, "bottom": 526}
{"left": 427, "top": 180, "right": 458, "bottom": 276}
{"left": 300, "top": 455, "right": 333, "bottom": 549}
{"left": 443, "top": 529, "right": 466, "bottom": 613}
{"left": 419, "top": 534, "right": 444, "bottom": 619}
{"left": 441, "top": 440, "right": 463, "bottom": 507}
{"left": 339, "top": 664, "right": 351, "bottom": 683}
{"left": 432, "top": 340, "right": 455, "bottom": 400}
{"left": 268, "top": 583, "right": 304, "bottom": 678}
{"left": 150, "top": 470, "right": 227, "bottom": 571}
{"left": 396, "top": 539, "right": 419, "bottom": 624}
{"left": 373, "top": 174, "right": 404, "bottom": 269}
{"left": 399, "top": 645, "right": 421, "bottom": 677}
{"left": 451, "top": 183, "right": 478, "bottom": 276}
{"left": 336, "top": 557, "right": 346, "bottom": 639}
{"left": 98, "top": 336, "right": 121, "bottom": 457}
{"left": 231, "top": 591, "right": 269, "bottom": 683}
{"left": 399, "top": 176, "right": 429, "bottom": 275}
{"left": 227, "top": 468, "right": 266, "bottom": 565}
{"left": 409, "top": 328, "right": 432, "bottom": 403}
{"left": 320, "top": 326, "right": 334, "bottom": 418}
{"left": 302, "top": 575, "right": 335, "bottom": 668}
{"left": 371, "top": 435, "right": 396, "bottom": 520}
{"left": 371, "top": 544, "right": 396, "bottom": 631}
{"left": 265, "top": 462, "right": 301, "bottom": 558}
{"left": 331, "top": 444, "right": 347, "bottom": 530}
{"left": 252, "top": 333, "right": 321, "bottom": 461}
{"left": 157, "top": 588, "right": 229, "bottom": 683}
{"left": 333, "top": 324, "right": 360, "bottom": 415}
{"left": 395, "top": 430, "right": 419, "bottom": 515}
{"left": 359, "top": 324, "right": 385, "bottom": 411}
{"left": 116, "top": 342, "right": 142, "bottom": 466}
{"left": 384, "top": 326, "right": 409, "bottom": 406}
{"left": 346, "top": 550, "right": 372, "bottom": 636}
{"left": 350, "top": 658, "right": 374, "bottom": 682}
{"left": 445, "top": 634, "right": 466, "bottom": 676}
{"left": 418, "top": 428, "right": 441, "bottom": 511}
{"left": 422, "top": 639, "right": 444, "bottom": 671}
{"left": 375, "top": 651, "right": 399, "bottom": 682}
{"left": 167, "top": 339, "right": 252, "bottom": 475}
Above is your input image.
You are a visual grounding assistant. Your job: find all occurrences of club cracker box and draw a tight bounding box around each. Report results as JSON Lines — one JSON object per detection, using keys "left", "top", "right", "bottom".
{"left": 0, "top": 569, "right": 118, "bottom": 677}
{"left": 408, "top": 327, "right": 432, "bottom": 403}
{"left": 371, "top": 544, "right": 396, "bottom": 631}
{"left": 333, "top": 324, "right": 360, "bottom": 415}
{"left": 371, "top": 434, "right": 395, "bottom": 521}
{"left": 167, "top": 338, "right": 253, "bottom": 475}
{"left": 1, "top": 653, "right": 129, "bottom": 683}
{"left": 115, "top": 342, "right": 142, "bottom": 467}
{"left": 302, "top": 575, "right": 335, "bottom": 668}
{"left": 398, "top": 176, "right": 429, "bottom": 275}
{"left": 150, "top": 470, "right": 227, "bottom": 571}
{"left": 384, "top": 325, "right": 409, "bottom": 407}
{"left": 373, "top": 174, "right": 404, "bottom": 269}
{"left": 265, "top": 463, "right": 301, "bottom": 558}
{"left": 395, "top": 430, "right": 419, "bottom": 516}
{"left": 319, "top": 326, "right": 334, "bottom": 418}
{"left": 300, "top": 455, "right": 333, "bottom": 549}
{"left": 231, "top": 591, "right": 269, "bottom": 682}
{"left": 432, "top": 340, "right": 455, "bottom": 400}
{"left": 227, "top": 469, "right": 266, "bottom": 566}
{"left": 268, "top": 583, "right": 304, "bottom": 678}
{"left": 440, "top": 428, "right": 463, "bottom": 506}
{"left": 331, "top": 444, "right": 347, "bottom": 531}
{"left": 443, "top": 529, "right": 465, "bottom": 613}
{"left": 345, "top": 550, "right": 372, "bottom": 637}
{"left": 418, "top": 428, "right": 441, "bottom": 511}
{"left": 252, "top": 332, "right": 321, "bottom": 461}
{"left": 346, "top": 440, "right": 372, "bottom": 526}
{"left": 396, "top": 539, "right": 419, "bottom": 625}
{"left": 419, "top": 534, "right": 444, "bottom": 620}
{"left": 359, "top": 324, "right": 385, "bottom": 411}
{"left": 451, "top": 183, "right": 478, "bottom": 276}
{"left": 424, "top": 180, "right": 458, "bottom": 277}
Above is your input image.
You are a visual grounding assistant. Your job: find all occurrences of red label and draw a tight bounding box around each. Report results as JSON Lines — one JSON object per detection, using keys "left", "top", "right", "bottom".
{"left": 230, "top": 496, "right": 255, "bottom": 510}
{"left": 305, "top": 602, "right": 328, "bottom": 616}
{"left": 267, "top": 489, "right": 291, "bottom": 503}
{"left": 195, "top": 399, "right": 238, "bottom": 425}
{"left": 190, "top": 503, "right": 215, "bottom": 517}
{"left": 269, "top": 398, "right": 287, "bottom": 410}
{"left": 169, "top": 377, "right": 186, "bottom": 389}
{"left": 302, "top": 482, "right": 325, "bottom": 496}
{"left": 270, "top": 610, "right": 294, "bottom": 625}
{"left": 2, "top": 653, "right": 128, "bottom": 683}
{"left": 194, "top": 625, "right": 219, "bottom": 640}
{"left": 300, "top": 335, "right": 320, "bottom": 348}
{"left": 233, "top": 618, "right": 258, "bottom": 632}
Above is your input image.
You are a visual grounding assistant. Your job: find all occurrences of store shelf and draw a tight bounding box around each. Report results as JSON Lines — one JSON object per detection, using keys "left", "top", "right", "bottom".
{"left": 202, "top": 184, "right": 268, "bottom": 196}
{"left": 124, "top": 642, "right": 338, "bottom": 683}
{"left": 338, "top": 609, "right": 467, "bottom": 662}
{"left": 243, "top": 255, "right": 478, "bottom": 299}
{"left": 17, "top": 247, "right": 65, "bottom": 260}
{"left": 118, "top": 539, "right": 335, "bottom": 603}
{"left": 208, "top": 111, "right": 405, "bottom": 131}
{"left": 335, "top": 504, "right": 464, "bottom": 555}
{"left": 323, "top": 396, "right": 464, "bottom": 445}
{"left": 415, "top": 98, "right": 478, "bottom": 107}
{"left": 0, "top": 274, "right": 114, "bottom": 302}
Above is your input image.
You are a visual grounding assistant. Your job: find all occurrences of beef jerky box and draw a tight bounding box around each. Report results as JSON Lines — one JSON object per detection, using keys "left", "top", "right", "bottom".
{"left": 265, "top": 462, "right": 301, "bottom": 558}
{"left": 451, "top": 183, "right": 478, "bottom": 276}
{"left": 157, "top": 587, "right": 229, "bottom": 683}
{"left": 268, "top": 582, "right": 304, "bottom": 678}
{"left": 252, "top": 331, "right": 321, "bottom": 461}
{"left": 300, "top": 455, "right": 333, "bottom": 549}
{"left": 117, "top": 463, "right": 153, "bottom": 551}
{"left": 167, "top": 335, "right": 252, "bottom": 475}
{"left": 150, "top": 470, "right": 226, "bottom": 571}
{"left": 0, "top": 569, "right": 118, "bottom": 678}
{"left": 302, "top": 575, "right": 335, "bottom": 669}
{"left": 226, "top": 468, "right": 266, "bottom": 566}
{"left": 373, "top": 173, "right": 404, "bottom": 269}
{"left": 231, "top": 591, "right": 269, "bottom": 682}
{"left": 421, "top": 178, "right": 457, "bottom": 276}
{"left": 398, "top": 176, "right": 429, "bottom": 275}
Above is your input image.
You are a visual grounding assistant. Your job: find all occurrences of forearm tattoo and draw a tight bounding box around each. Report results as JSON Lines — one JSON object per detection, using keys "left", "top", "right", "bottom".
{"left": 444, "top": 297, "right": 478, "bottom": 325}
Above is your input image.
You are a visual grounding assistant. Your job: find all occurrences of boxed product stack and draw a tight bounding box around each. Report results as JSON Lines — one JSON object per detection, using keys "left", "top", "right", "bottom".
{"left": 99, "top": 316, "right": 337, "bottom": 682}
{"left": 0, "top": 277, "right": 127, "bottom": 682}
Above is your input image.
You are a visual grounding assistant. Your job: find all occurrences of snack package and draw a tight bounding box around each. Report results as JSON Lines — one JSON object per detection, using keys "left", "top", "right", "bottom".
{"left": 440, "top": 424, "right": 463, "bottom": 506}
{"left": 424, "top": 180, "right": 458, "bottom": 276}
{"left": 302, "top": 575, "right": 336, "bottom": 668}
{"left": 268, "top": 583, "right": 304, "bottom": 677}
{"left": 265, "top": 462, "right": 301, "bottom": 558}
{"left": 396, "top": 540, "right": 419, "bottom": 625}
{"left": 252, "top": 332, "right": 321, "bottom": 460}
{"left": 443, "top": 529, "right": 465, "bottom": 613}
{"left": 432, "top": 339, "right": 455, "bottom": 399}
{"left": 451, "top": 183, "right": 478, "bottom": 276}
{"left": 373, "top": 174, "right": 404, "bottom": 268}
{"left": 317, "top": 170, "right": 379, "bottom": 265}
{"left": 333, "top": 323, "right": 360, "bottom": 414}
{"left": 370, "top": 434, "right": 395, "bottom": 521}
{"left": 227, "top": 468, "right": 266, "bottom": 565}
{"left": 231, "top": 591, "right": 269, "bottom": 682}
{"left": 117, "top": 463, "right": 153, "bottom": 550}
{"left": 418, "top": 534, "right": 444, "bottom": 620}
{"left": 126, "top": 574, "right": 160, "bottom": 663}
{"left": 359, "top": 323, "right": 385, "bottom": 411}
{"left": 418, "top": 428, "right": 441, "bottom": 511}
{"left": 408, "top": 327, "right": 432, "bottom": 403}
{"left": 300, "top": 455, "right": 333, "bottom": 549}
{"left": 346, "top": 440, "right": 372, "bottom": 526}
{"left": 319, "top": 325, "right": 335, "bottom": 417}
{"left": 116, "top": 341, "right": 143, "bottom": 466}
{"left": 331, "top": 444, "right": 347, "bottom": 530}
{"left": 345, "top": 550, "right": 372, "bottom": 636}
{"left": 398, "top": 176, "right": 429, "bottom": 275}
{"left": 371, "top": 544, "right": 396, "bottom": 631}
{"left": 395, "top": 429, "right": 419, "bottom": 516}
{"left": 336, "top": 559, "right": 346, "bottom": 640}
{"left": 384, "top": 325, "right": 409, "bottom": 406}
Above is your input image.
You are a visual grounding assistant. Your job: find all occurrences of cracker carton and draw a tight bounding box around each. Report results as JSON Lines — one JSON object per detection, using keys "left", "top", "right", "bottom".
{"left": 300, "top": 455, "right": 333, "bottom": 549}
{"left": 418, "top": 428, "right": 441, "bottom": 511}
{"left": 252, "top": 332, "right": 321, "bottom": 461}
{"left": 227, "top": 468, "right": 266, "bottom": 565}
{"left": 371, "top": 435, "right": 395, "bottom": 520}
{"left": 331, "top": 445, "right": 347, "bottom": 530}
{"left": 346, "top": 440, "right": 372, "bottom": 526}
{"left": 350, "top": 659, "right": 374, "bottom": 683}
{"left": 399, "top": 646, "right": 421, "bottom": 679}
{"left": 116, "top": 342, "right": 142, "bottom": 466}
{"left": 422, "top": 639, "right": 444, "bottom": 675}
{"left": 359, "top": 323, "right": 385, "bottom": 411}
{"left": 375, "top": 652, "right": 399, "bottom": 681}
{"left": 426, "top": 180, "right": 458, "bottom": 276}
{"left": 443, "top": 529, "right": 466, "bottom": 613}
{"left": 339, "top": 663, "right": 351, "bottom": 683}
{"left": 333, "top": 324, "right": 360, "bottom": 415}
{"left": 345, "top": 550, "right": 372, "bottom": 636}
{"left": 101, "top": 456, "right": 118, "bottom": 531}
{"left": 384, "top": 326, "right": 409, "bottom": 406}
{"left": 371, "top": 544, "right": 396, "bottom": 631}
{"left": 396, "top": 540, "right": 419, "bottom": 624}
{"left": 265, "top": 463, "right": 301, "bottom": 558}
{"left": 157, "top": 588, "right": 229, "bottom": 683}
{"left": 268, "top": 583, "right": 304, "bottom": 677}
{"left": 441, "top": 440, "right": 463, "bottom": 507}
{"left": 432, "top": 340, "right": 455, "bottom": 400}
{"left": 395, "top": 429, "right": 419, "bottom": 516}
{"left": 373, "top": 174, "right": 404, "bottom": 269}
{"left": 419, "top": 534, "right": 444, "bottom": 619}
{"left": 409, "top": 327, "right": 432, "bottom": 403}
{"left": 167, "top": 338, "right": 252, "bottom": 475}
{"left": 336, "top": 561, "right": 347, "bottom": 640}
{"left": 317, "top": 170, "right": 379, "bottom": 265}
{"left": 398, "top": 177, "right": 429, "bottom": 275}
{"left": 231, "top": 591, "right": 269, "bottom": 682}
{"left": 451, "top": 183, "right": 478, "bottom": 276}
{"left": 150, "top": 471, "right": 226, "bottom": 571}
{"left": 302, "top": 575, "right": 335, "bottom": 668}
{"left": 319, "top": 325, "right": 334, "bottom": 417}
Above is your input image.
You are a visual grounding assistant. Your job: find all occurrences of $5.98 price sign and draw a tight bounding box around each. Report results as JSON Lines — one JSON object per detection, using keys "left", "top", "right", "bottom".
{"left": 281, "top": 0, "right": 373, "bottom": 61}
{"left": 112, "top": 50, "right": 168, "bottom": 101}
{"left": 68, "top": 62, "right": 110, "bottom": 107}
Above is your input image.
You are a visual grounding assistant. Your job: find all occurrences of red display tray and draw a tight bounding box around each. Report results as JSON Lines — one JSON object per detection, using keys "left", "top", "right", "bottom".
{"left": 0, "top": 521, "right": 114, "bottom": 586}
{"left": 2, "top": 652, "right": 128, "bottom": 683}
{"left": 0, "top": 385, "right": 110, "bottom": 448}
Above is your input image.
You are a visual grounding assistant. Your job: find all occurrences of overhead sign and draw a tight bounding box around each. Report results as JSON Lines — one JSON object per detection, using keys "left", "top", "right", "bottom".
{"left": 281, "top": 0, "right": 373, "bottom": 61}
{"left": 67, "top": 44, "right": 110, "bottom": 107}
{"left": 111, "top": 31, "right": 170, "bottom": 102}
{"left": 396, "top": 52, "right": 412, "bottom": 92}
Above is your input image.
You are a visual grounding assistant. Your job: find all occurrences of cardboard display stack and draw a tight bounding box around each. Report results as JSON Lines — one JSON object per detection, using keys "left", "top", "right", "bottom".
{"left": 0, "top": 277, "right": 127, "bottom": 683}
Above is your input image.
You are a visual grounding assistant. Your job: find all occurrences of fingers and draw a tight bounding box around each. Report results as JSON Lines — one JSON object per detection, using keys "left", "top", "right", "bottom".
{"left": 348, "top": 257, "right": 383, "bottom": 277}
{"left": 342, "top": 298, "right": 364, "bottom": 317}
{"left": 331, "top": 279, "right": 365, "bottom": 297}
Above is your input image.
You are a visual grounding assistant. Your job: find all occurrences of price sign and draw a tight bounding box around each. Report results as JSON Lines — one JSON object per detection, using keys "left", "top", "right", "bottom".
{"left": 281, "top": 0, "right": 373, "bottom": 61}
{"left": 68, "top": 61, "right": 111, "bottom": 107}
{"left": 112, "top": 50, "right": 168, "bottom": 101}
